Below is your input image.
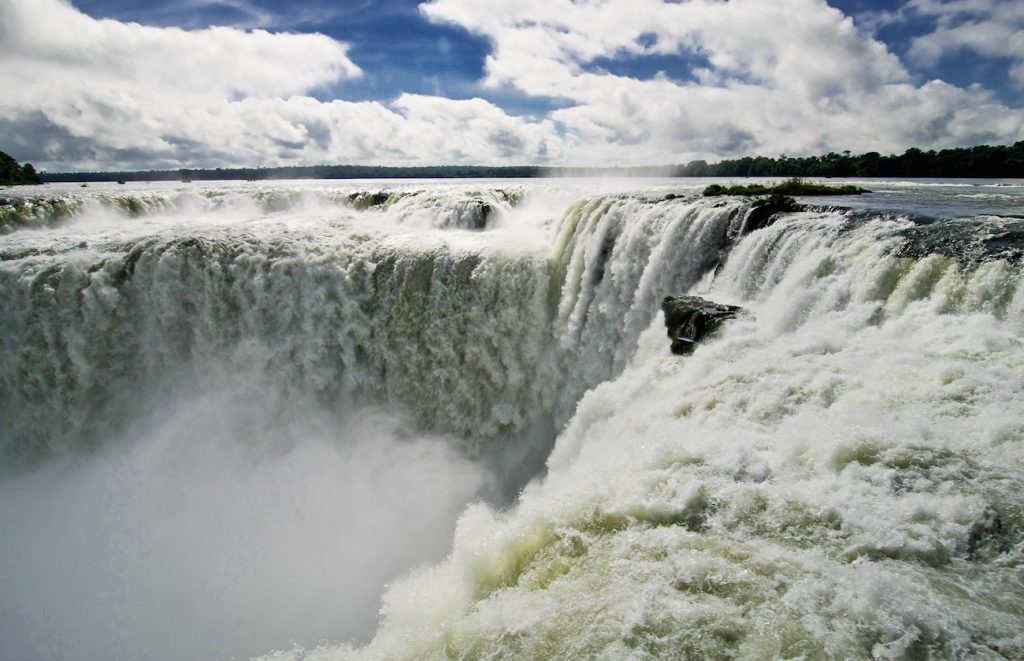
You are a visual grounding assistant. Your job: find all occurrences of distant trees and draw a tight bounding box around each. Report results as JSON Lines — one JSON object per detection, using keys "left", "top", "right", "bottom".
{"left": 44, "top": 164, "right": 549, "bottom": 183}
{"left": 32, "top": 142, "right": 1024, "bottom": 183}
{"left": 671, "top": 142, "right": 1024, "bottom": 178}
{"left": 0, "top": 151, "right": 42, "bottom": 185}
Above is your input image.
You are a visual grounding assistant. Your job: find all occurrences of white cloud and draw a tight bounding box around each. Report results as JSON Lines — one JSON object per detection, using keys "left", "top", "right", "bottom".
{"left": 0, "top": 0, "right": 1022, "bottom": 170}
{"left": 0, "top": 0, "right": 360, "bottom": 104}
{"left": 0, "top": 0, "right": 563, "bottom": 169}
{"left": 903, "top": 0, "right": 1024, "bottom": 85}
{"left": 422, "top": 0, "right": 1024, "bottom": 162}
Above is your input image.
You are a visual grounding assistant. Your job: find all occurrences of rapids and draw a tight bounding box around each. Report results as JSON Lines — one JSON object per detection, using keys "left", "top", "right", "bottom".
{"left": 0, "top": 179, "right": 1022, "bottom": 660}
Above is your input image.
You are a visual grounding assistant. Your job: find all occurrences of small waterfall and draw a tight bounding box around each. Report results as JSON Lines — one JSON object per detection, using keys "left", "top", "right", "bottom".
{"left": 549, "top": 195, "right": 742, "bottom": 417}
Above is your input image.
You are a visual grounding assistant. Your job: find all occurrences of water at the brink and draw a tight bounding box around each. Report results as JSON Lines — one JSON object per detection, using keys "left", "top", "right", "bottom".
{"left": 1, "top": 178, "right": 1022, "bottom": 660}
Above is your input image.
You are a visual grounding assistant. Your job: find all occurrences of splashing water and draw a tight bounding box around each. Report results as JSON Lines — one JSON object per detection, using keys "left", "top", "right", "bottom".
{"left": 1, "top": 179, "right": 1022, "bottom": 660}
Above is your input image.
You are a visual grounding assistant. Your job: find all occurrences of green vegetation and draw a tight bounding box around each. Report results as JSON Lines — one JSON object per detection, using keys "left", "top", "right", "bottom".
{"left": 43, "top": 164, "right": 549, "bottom": 183}
{"left": 677, "top": 142, "right": 1024, "bottom": 178}
{"left": 0, "top": 151, "right": 42, "bottom": 185}
{"left": 703, "top": 178, "right": 869, "bottom": 197}
{"left": 750, "top": 193, "right": 800, "bottom": 210}
{"left": 31, "top": 142, "right": 1024, "bottom": 183}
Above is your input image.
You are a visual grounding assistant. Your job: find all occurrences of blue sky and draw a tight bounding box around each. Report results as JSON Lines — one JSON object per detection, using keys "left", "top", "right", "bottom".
{"left": 71, "top": 0, "right": 1022, "bottom": 107}
{"left": 73, "top": 0, "right": 498, "bottom": 104}
{"left": 1, "top": 0, "right": 1021, "bottom": 170}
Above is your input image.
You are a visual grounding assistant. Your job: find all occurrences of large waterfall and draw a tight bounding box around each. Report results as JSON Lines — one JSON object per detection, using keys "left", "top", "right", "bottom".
{"left": 1, "top": 179, "right": 1021, "bottom": 660}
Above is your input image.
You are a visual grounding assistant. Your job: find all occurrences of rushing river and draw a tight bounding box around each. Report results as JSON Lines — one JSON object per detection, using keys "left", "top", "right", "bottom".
{"left": 1, "top": 178, "right": 1022, "bottom": 660}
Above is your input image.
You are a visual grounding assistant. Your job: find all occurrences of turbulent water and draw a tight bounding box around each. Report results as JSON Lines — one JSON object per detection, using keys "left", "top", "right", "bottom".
{"left": 1, "top": 178, "right": 1022, "bottom": 660}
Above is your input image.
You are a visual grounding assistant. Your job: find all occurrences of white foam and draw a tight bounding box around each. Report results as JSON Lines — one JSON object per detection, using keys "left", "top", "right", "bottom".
{"left": 2, "top": 181, "right": 1022, "bottom": 660}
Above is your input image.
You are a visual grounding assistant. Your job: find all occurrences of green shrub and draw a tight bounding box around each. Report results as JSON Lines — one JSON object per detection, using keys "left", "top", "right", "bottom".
{"left": 703, "top": 178, "right": 868, "bottom": 197}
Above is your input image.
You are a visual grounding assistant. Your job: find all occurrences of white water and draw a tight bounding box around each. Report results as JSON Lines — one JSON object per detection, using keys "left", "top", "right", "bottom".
{"left": 1, "top": 179, "right": 1022, "bottom": 660}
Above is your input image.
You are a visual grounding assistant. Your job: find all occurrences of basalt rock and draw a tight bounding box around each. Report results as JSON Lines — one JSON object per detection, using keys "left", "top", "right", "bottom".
{"left": 662, "top": 295, "right": 742, "bottom": 355}
{"left": 464, "top": 199, "right": 492, "bottom": 229}
{"left": 894, "top": 216, "right": 1024, "bottom": 264}
{"left": 348, "top": 191, "right": 391, "bottom": 210}
{"left": 737, "top": 194, "right": 804, "bottom": 236}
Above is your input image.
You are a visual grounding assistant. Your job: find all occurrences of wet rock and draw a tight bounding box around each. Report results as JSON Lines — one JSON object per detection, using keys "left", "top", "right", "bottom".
{"left": 895, "top": 217, "right": 1024, "bottom": 264}
{"left": 967, "top": 507, "right": 1014, "bottom": 562}
{"left": 734, "top": 194, "right": 804, "bottom": 237}
{"left": 464, "top": 200, "right": 492, "bottom": 229}
{"left": 347, "top": 191, "right": 391, "bottom": 210}
{"left": 662, "top": 295, "right": 742, "bottom": 355}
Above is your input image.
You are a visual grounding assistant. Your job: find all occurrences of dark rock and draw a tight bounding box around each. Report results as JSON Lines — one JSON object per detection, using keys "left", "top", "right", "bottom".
{"left": 443, "top": 198, "right": 494, "bottom": 229}
{"left": 662, "top": 295, "right": 742, "bottom": 355}
{"left": 967, "top": 507, "right": 1014, "bottom": 562}
{"left": 737, "top": 194, "right": 804, "bottom": 236}
{"left": 347, "top": 191, "right": 391, "bottom": 209}
{"left": 471, "top": 201, "right": 492, "bottom": 229}
{"left": 894, "top": 217, "right": 1024, "bottom": 264}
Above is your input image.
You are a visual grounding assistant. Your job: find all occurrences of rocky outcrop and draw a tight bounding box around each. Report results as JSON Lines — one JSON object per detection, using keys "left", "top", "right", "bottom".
{"left": 457, "top": 199, "right": 492, "bottom": 229}
{"left": 894, "top": 217, "right": 1024, "bottom": 264}
{"left": 348, "top": 191, "right": 391, "bottom": 209}
{"left": 662, "top": 295, "right": 742, "bottom": 355}
{"left": 740, "top": 194, "right": 803, "bottom": 235}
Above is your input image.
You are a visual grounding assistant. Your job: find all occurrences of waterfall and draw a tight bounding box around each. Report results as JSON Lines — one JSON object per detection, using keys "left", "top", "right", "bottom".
{"left": 1, "top": 180, "right": 1021, "bottom": 661}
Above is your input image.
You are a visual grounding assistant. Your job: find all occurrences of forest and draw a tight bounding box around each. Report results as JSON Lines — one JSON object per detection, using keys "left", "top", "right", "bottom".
{"left": 671, "top": 142, "right": 1024, "bottom": 178}
{"left": 0, "top": 151, "right": 42, "bottom": 185}
{"left": 28, "top": 141, "right": 1024, "bottom": 182}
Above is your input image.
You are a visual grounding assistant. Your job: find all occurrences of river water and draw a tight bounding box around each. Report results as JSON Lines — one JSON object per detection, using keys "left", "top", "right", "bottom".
{"left": 1, "top": 178, "right": 1021, "bottom": 660}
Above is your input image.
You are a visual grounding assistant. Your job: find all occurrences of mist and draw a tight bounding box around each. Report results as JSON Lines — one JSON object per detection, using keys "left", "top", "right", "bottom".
{"left": 0, "top": 378, "right": 490, "bottom": 661}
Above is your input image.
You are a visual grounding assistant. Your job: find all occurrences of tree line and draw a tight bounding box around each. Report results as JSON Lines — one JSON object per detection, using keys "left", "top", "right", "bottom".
{"left": 26, "top": 141, "right": 1024, "bottom": 183}
{"left": 43, "top": 164, "right": 546, "bottom": 183}
{"left": 670, "top": 142, "right": 1024, "bottom": 178}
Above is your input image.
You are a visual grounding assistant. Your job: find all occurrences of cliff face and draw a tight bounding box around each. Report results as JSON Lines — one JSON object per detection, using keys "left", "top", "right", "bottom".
{"left": 0, "top": 151, "right": 42, "bottom": 185}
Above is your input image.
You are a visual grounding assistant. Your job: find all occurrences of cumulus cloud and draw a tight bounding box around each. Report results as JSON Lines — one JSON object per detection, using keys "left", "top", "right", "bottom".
{"left": 0, "top": 0, "right": 360, "bottom": 104}
{"left": 422, "top": 0, "right": 1023, "bottom": 163}
{"left": 902, "top": 0, "right": 1024, "bottom": 85}
{"left": 0, "top": 0, "right": 562, "bottom": 169}
{"left": 0, "top": 0, "right": 1021, "bottom": 169}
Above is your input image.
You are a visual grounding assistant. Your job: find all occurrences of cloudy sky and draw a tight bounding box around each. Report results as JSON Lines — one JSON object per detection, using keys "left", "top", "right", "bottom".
{"left": 1, "top": 0, "right": 1022, "bottom": 171}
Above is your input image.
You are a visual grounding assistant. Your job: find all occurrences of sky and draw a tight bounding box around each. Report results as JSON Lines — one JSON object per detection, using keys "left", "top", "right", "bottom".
{"left": 1, "top": 0, "right": 1022, "bottom": 171}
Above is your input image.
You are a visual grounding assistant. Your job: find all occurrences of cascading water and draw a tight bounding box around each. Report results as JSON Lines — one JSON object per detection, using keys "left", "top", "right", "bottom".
{"left": 0, "top": 179, "right": 1021, "bottom": 660}
{"left": 549, "top": 194, "right": 742, "bottom": 417}
{"left": 0, "top": 186, "right": 551, "bottom": 466}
